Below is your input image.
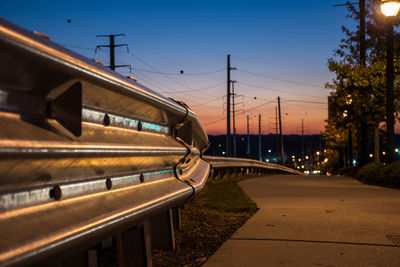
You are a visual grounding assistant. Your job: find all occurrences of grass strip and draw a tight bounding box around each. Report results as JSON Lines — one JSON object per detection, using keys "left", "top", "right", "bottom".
{"left": 152, "top": 177, "right": 259, "bottom": 266}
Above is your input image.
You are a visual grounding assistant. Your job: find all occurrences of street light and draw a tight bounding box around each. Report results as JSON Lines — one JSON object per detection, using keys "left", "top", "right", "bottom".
{"left": 380, "top": 0, "right": 400, "bottom": 163}
{"left": 381, "top": 1, "right": 400, "bottom": 16}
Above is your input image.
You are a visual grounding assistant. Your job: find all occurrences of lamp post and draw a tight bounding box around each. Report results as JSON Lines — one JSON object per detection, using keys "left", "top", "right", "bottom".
{"left": 381, "top": 0, "right": 400, "bottom": 163}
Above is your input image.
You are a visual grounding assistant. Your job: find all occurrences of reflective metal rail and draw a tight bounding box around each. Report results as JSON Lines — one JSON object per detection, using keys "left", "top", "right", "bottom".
{"left": 205, "top": 156, "right": 303, "bottom": 178}
{"left": 0, "top": 18, "right": 210, "bottom": 266}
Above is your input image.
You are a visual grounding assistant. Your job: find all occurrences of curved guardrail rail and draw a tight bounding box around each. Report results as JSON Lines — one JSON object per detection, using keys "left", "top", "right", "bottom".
{"left": 0, "top": 18, "right": 210, "bottom": 266}
{"left": 204, "top": 156, "right": 303, "bottom": 178}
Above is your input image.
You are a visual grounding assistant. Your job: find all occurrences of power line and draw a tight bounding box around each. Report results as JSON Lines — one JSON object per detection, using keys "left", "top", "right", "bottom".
{"left": 281, "top": 99, "right": 327, "bottom": 105}
{"left": 131, "top": 68, "right": 226, "bottom": 76}
{"left": 162, "top": 82, "right": 225, "bottom": 93}
{"left": 6, "top": 1, "right": 112, "bottom": 33}
{"left": 190, "top": 98, "right": 222, "bottom": 108}
{"left": 203, "top": 100, "right": 275, "bottom": 126}
{"left": 283, "top": 102, "right": 328, "bottom": 110}
{"left": 239, "top": 82, "right": 326, "bottom": 99}
{"left": 129, "top": 52, "right": 198, "bottom": 90}
{"left": 237, "top": 69, "right": 323, "bottom": 89}
{"left": 129, "top": 53, "right": 227, "bottom": 96}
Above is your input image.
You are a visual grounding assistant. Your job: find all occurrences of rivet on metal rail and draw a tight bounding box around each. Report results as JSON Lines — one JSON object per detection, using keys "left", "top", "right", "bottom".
{"left": 50, "top": 185, "right": 62, "bottom": 201}
{"left": 103, "top": 114, "right": 110, "bottom": 126}
{"left": 106, "top": 178, "right": 112, "bottom": 190}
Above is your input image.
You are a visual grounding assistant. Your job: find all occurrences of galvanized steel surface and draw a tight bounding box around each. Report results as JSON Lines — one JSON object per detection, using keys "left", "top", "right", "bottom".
{"left": 0, "top": 18, "right": 210, "bottom": 266}
{"left": 204, "top": 156, "right": 303, "bottom": 175}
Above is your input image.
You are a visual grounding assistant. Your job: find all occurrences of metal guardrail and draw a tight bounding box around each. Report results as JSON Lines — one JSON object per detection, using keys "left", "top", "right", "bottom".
{"left": 205, "top": 156, "right": 303, "bottom": 178}
{"left": 0, "top": 18, "right": 210, "bottom": 266}
{"left": 0, "top": 17, "right": 302, "bottom": 266}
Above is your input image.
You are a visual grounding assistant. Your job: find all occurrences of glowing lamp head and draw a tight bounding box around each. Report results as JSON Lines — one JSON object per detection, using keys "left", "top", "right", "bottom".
{"left": 381, "top": 1, "right": 400, "bottom": 17}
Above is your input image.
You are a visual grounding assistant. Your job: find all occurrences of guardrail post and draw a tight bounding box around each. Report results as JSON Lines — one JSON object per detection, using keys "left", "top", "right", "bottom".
{"left": 218, "top": 168, "right": 222, "bottom": 180}
{"left": 116, "top": 221, "right": 152, "bottom": 267}
{"left": 171, "top": 207, "right": 181, "bottom": 230}
{"left": 150, "top": 209, "right": 175, "bottom": 251}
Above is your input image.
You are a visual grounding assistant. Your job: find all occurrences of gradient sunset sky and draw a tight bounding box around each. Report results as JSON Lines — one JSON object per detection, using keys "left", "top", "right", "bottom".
{"left": 1, "top": 0, "right": 361, "bottom": 135}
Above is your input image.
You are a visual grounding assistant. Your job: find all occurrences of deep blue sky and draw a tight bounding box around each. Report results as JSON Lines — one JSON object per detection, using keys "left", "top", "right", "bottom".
{"left": 1, "top": 0, "right": 356, "bottom": 134}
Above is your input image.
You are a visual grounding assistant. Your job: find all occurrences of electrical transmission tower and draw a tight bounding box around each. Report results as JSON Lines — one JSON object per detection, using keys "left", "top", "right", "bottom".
{"left": 96, "top": 34, "right": 130, "bottom": 71}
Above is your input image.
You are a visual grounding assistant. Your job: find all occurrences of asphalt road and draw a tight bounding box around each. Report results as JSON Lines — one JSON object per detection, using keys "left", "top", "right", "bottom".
{"left": 204, "top": 175, "right": 400, "bottom": 267}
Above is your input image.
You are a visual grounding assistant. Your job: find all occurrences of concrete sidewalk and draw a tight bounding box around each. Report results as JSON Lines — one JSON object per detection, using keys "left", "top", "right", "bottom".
{"left": 204, "top": 175, "right": 400, "bottom": 267}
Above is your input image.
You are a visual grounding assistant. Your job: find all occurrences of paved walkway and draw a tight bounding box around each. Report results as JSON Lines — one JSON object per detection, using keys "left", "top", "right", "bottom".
{"left": 204, "top": 175, "right": 400, "bottom": 267}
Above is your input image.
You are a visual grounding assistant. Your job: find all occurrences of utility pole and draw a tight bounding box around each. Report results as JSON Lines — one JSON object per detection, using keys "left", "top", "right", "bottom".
{"left": 96, "top": 34, "right": 130, "bottom": 71}
{"left": 232, "top": 80, "right": 237, "bottom": 158}
{"left": 226, "top": 55, "right": 231, "bottom": 157}
{"left": 259, "top": 114, "right": 262, "bottom": 161}
{"left": 275, "top": 107, "right": 279, "bottom": 163}
{"left": 302, "top": 118, "right": 304, "bottom": 158}
{"left": 359, "top": 0, "right": 368, "bottom": 167}
{"left": 226, "top": 54, "right": 236, "bottom": 157}
{"left": 247, "top": 115, "right": 250, "bottom": 155}
{"left": 386, "top": 17, "right": 395, "bottom": 163}
{"left": 278, "top": 97, "right": 284, "bottom": 165}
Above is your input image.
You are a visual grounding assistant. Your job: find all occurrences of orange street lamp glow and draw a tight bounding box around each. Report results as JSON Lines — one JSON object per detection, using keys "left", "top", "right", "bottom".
{"left": 381, "top": 1, "right": 400, "bottom": 17}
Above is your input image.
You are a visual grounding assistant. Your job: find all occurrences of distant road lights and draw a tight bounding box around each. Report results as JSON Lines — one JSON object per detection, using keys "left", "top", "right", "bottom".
{"left": 298, "top": 158, "right": 302, "bottom": 162}
{"left": 268, "top": 149, "right": 272, "bottom": 153}
{"left": 305, "top": 155, "right": 309, "bottom": 160}
{"left": 395, "top": 148, "right": 399, "bottom": 153}
{"left": 380, "top": 1, "right": 400, "bottom": 16}
{"left": 324, "top": 158, "right": 329, "bottom": 163}
{"left": 301, "top": 165, "right": 305, "bottom": 169}
{"left": 369, "top": 153, "right": 374, "bottom": 158}
{"left": 383, "top": 151, "right": 387, "bottom": 155}
{"left": 316, "top": 151, "right": 320, "bottom": 156}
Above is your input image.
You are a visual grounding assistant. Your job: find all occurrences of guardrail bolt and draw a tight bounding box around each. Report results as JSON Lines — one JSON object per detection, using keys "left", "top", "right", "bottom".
{"left": 106, "top": 178, "right": 112, "bottom": 190}
{"left": 140, "top": 173, "right": 144, "bottom": 183}
{"left": 103, "top": 114, "right": 110, "bottom": 126}
{"left": 50, "top": 185, "right": 62, "bottom": 200}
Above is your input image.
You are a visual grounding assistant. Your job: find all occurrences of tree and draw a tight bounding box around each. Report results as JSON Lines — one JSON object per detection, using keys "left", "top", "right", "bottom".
{"left": 326, "top": 0, "right": 400, "bottom": 170}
